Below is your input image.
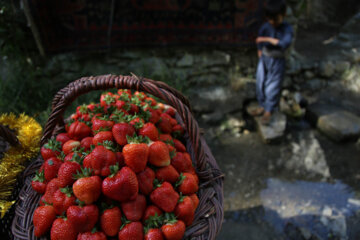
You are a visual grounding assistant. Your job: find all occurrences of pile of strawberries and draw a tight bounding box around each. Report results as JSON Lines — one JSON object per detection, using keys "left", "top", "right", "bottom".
{"left": 31, "top": 89, "right": 199, "bottom": 240}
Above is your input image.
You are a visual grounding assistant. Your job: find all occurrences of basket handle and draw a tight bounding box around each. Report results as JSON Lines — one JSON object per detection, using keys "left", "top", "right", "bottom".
{"left": 51, "top": 74, "right": 192, "bottom": 112}
{"left": 0, "top": 124, "right": 19, "bottom": 146}
{"left": 41, "top": 75, "right": 206, "bottom": 170}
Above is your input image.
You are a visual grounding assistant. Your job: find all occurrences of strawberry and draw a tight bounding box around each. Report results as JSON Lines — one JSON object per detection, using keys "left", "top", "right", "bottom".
{"left": 118, "top": 221, "right": 143, "bottom": 240}
{"left": 164, "top": 107, "right": 176, "bottom": 117}
{"left": 67, "top": 204, "right": 99, "bottom": 233}
{"left": 62, "top": 140, "right": 81, "bottom": 155}
{"left": 173, "top": 139, "right": 186, "bottom": 152}
{"left": 42, "top": 178, "right": 60, "bottom": 204}
{"left": 68, "top": 121, "right": 92, "bottom": 140}
{"left": 145, "top": 228, "right": 164, "bottom": 240}
{"left": 100, "top": 92, "right": 116, "bottom": 107}
{"left": 157, "top": 113, "right": 172, "bottom": 134}
{"left": 56, "top": 133, "right": 71, "bottom": 147}
{"left": 50, "top": 217, "right": 78, "bottom": 240}
{"left": 142, "top": 205, "right": 163, "bottom": 222}
{"left": 73, "top": 168, "right": 102, "bottom": 204}
{"left": 83, "top": 144, "right": 116, "bottom": 176}
{"left": 171, "top": 152, "right": 193, "bottom": 173}
{"left": 33, "top": 205, "right": 56, "bottom": 237}
{"left": 177, "top": 173, "right": 199, "bottom": 195}
{"left": 134, "top": 91, "right": 147, "bottom": 100}
{"left": 43, "top": 157, "right": 62, "bottom": 181}
{"left": 128, "top": 103, "right": 140, "bottom": 115}
{"left": 189, "top": 193, "right": 199, "bottom": 210}
{"left": 136, "top": 167, "right": 155, "bottom": 195}
{"left": 138, "top": 122, "right": 159, "bottom": 141}
{"left": 146, "top": 107, "right": 161, "bottom": 124}
{"left": 123, "top": 135, "right": 149, "bottom": 173}
{"left": 92, "top": 116, "right": 114, "bottom": 133}
{"left": 102, "top": 165, "right": 138, "bottom": 202}
{"left": 52, "top": 186, "right": 76, "bottom": 215}
{"left": 58, "top": 155, "right": 82, "bottom": 187}
{"left": 148, "top": 141, "right": 170, "bottom": 167}
{"left": 174, "top": 195, "right": 195, "bottom": 226}
{"left": 150, "top": 182, "right": 179, "bottom": 213}
{"left": 115, "top": 151, "right": 125, "bottom": 168}
{"left": 100, "top": 206, "right": 122, "bottom": 237}
{"left": 41, "top": 138, "right": 61, "bottom": 160}
{"left": 156, "top": 165, "right": 179, "bottom": 184}
{"left": 161, "top": 214, "right": 185, "bottom": 240}
{"left": 169, "top": 118, "right": 178, "bottom": 127}
{"left": 118, "top": 89, "right": 132, "bottom": 98}
{"left": 145, "top": 97, "right": 157, "bottom": 106}
{"left": 31, "top": 170, "right": 47, "bottom": 194}
{"left": 81, "top": 137, "right": 94, "bottom": 151}
{"left": 159, "top": 134, "right": 173, "bottom": 143}
{"left": 93, "top": 131, "right": 113, "bottom": 146}
{"left": 121, "top": 194, "right": 147, "bottom": 221}
{"left": 77, "top": 231, "right": 107, "bottom": 240}
{"left": 112, "top": 122, "right": 135, "bottom": 146}
{"left": 64, "top": 152, "right": 82, "bottom": 162}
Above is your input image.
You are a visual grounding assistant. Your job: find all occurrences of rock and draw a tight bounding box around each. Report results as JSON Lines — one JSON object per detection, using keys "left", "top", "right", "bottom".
{"left": 287, "top": 57, "right": 302, "bottom": 75}
{"left": 176, "top": 54, "right": 194, "bottom": 67}
{"left": 356, "top": 138, "right": 360, "bottom": 150}
{"left": 283, "top": 76, "right": 292, "bottom": 88}
{"left": 304, "top": 70, "right": 315, "bottom": 79}
{"left": 318, "top": 111, "right": 360, "bottom": 141}
{"left": 255, "top": 111, "right": 286, "bottom": 143}
{"left": 201, "top": 111, "right": 225, "bottom": 125}
{"left": 197, "top": 51, "right": 231, "bottom": 67}
{"left": 335, "top": 61, "right": 351, "bottom": 73}
{"left": 319, "top": 61, "right": 335, "bottom": 78}
{"left": 304, "top": 78, "right": 326, "bottom": 91}
{"left": 128, "top": 57, "right": 171, "bottom": 81}
{"left": 230, "top": 77, "right": 254, "bottom": 91}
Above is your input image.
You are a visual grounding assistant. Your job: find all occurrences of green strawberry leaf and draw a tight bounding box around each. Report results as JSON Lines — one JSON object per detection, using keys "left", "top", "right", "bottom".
{"left": 60, "top": 186, "right": 73, "bottom": 198}
{"left": 120, "top": 216, "right": 131, "bottom": 230}
{"left": 175, "top": 173, "right": 186, "bottom": 188}
{"left": 109, "top": 163, "right": 120, "bottom": 178}
{"left": 43, "top": 138, "right": 61, "bottom": 152}
{"left": 78, "top": 104, "right": 89, "bottom": 114}
{"left": 32, "top": 170, "right": 45, "bottom": 182}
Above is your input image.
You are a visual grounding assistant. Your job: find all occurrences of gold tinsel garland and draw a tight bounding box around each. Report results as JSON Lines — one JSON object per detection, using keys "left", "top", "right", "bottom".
{"left": 0, "top": 113, "right": 42, "bottom": 218}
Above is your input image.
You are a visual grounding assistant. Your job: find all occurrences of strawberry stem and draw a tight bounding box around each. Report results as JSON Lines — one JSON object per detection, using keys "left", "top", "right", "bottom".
{"left": 60, "top": 186, "right": 73, "bottom": 198}
{"left": 32, "top": 170, "right": 45, "bottom": 182}
{"left": 175, "top": 173, "right": 185, "bottom": 188}
{"left": 109, "top": 163, "right": 119, "bottom": 178}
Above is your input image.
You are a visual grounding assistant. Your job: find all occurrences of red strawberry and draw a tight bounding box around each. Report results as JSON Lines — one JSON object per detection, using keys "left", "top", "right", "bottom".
{"left": 102, "top": 166, "right": 138, "bottom": 202}
{"left": 58, "top": 156, "right": 82, "bottom": 187}
{"left": 147, "top": 107, "right": 160, "bottom": 124}
{"left": 123, "top": 135, "right": 149, "bottom": 173}
{"left": 138, "top": 122, "right": 159, "bottom": 141}
{"left": 171, "top": 152, "right": 193, "bottom": 173}
{"left": 159, "top": 134, "right": 173, "bottom": 143}
{"left": 67, "top": 204, "right": 99, "bottom": 233}
{"left": 41, "top": 138, "right": 61, "bottom": 160}
{"left": 129, "top": 103, "right": 140, "bottom": 115}
{"left": 169, "top": 118, "right": 178, "bottom": 127}
{"left": 115, "top": 151, "right": 125, "bottom": 168}
{"left": 143, "top": 205, "right": 163, "bottom": 222}
{"left": 92, "top": 117, "right": 114, "bottom": 133}
{"left": 161, "top": 216, "right": 185, "bottom": 240}
{"left": 52, "top": 187, "right": 76, "bottom": 215}
{"left": 77, "top": 231, "right": 107, "bottom": 240}
{"left": 150, "top": 182, "right": 179, "bottom": 213}
{"left": 56, "top": 133, "right": 71, "bottom": 147}
{"left": 83, "top": 145, "right": 116, "bottom": 176}
{"left": 156, "top": 165, "right": 179, "bottom": 184}
{"left": 145, "top": 97, "right": 157, "bottom": 106}
{"left": 174, "top": 195, "right": 195, "bottom": 226}
{"left": 158, "top": 114, "right": 172, "bottom": 134}
{"left": 33, "top": 205, "right": 56, "bottom": 237}
{"left": 164, "top": 107, "right": 176, "bottom": 117}
{"left": 62, "top": 140, "right": 81, "bottom": 155}
{"left": 145, "top": 228, "right": 164, "bottom": 240}
{"left": 43, "top": 157, "right": 62, "bottom": 181}
{"left": 118, "top": 222, "right": 143, "bottom": 240}
{"left": 31, "top": 170, "right": 47, "bottom": 194}
{"left": 148, "top": 141, "right": 170, "bottom": 167}
{"left": 121, "top": 194, "right": 147, "bottom": 221}
{"left": 100, "top": 206, "right": 122, "bottom": 237}
{"left": 73, "top": 168, "right": 102, "bottom": 204}
{"left": 172, "top": 124, "right": 184, "bottom": 137}
{"left": 134, "top": 91, "right": 147, "bottom": 100}
{"left": 112, "top": 123, "right": 135, "bottom": 146}
{"left": 173, "top": 139, "right": 186, "bottom": 152}
{"left": 81, "top": 137, "right": 93, "bottom": 151}
{"left": 68, "top": 121, "right": 92, "bottom": 140}
{"left": 177, "top": 173, "right": 199, "bottom": 195}
{"left": 50, "top": 218, "right": 77, "bottom": 240}
{"left": 43, "top": 178, "right": 60, "bottom": 204}
{"left": 136, "top": 167, "right": 155, "bottom": 195}
{"left": 93, "top": 131, "right": 113, "bottom": 146}
{"left": 129, "top": 117, "right": 145, "bottom": 129}
{"left": 100, "top": 92, "right": 116, "bottom": 107}
{"left": 189, "top": 193, "right": 199, "bottom": 210}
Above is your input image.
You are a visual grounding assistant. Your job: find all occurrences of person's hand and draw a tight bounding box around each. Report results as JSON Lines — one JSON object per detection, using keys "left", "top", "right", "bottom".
{"left": 256, "top": 37, "right": 279, "bottom": 46}
{"left": 256, "top": 37, "right": 265, "bottom": 44}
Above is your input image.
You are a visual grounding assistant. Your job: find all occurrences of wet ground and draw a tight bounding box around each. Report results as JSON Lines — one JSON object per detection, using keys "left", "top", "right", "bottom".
{"left": 202, "top": 117, "right": 360, "bottom": 240}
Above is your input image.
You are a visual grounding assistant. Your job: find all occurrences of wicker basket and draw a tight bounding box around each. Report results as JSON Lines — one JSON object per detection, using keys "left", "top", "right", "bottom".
{"left": 12, "top": 74, "right": 224, "bottom": 239}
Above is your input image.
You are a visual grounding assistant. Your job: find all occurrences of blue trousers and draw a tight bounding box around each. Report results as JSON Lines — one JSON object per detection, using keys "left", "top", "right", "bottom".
{"left": 256, "top": 55, "right": 285, "bottom": 113}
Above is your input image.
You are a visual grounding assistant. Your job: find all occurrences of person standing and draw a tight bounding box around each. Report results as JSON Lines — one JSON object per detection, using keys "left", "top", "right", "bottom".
{"left": 251, "top": 0, "right": 293, "bottom": 124}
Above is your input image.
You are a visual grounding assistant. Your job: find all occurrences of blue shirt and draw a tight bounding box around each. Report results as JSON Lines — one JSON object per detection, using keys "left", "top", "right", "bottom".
{"left": 257, "top": 21, "right": 293, "bottom": 51}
